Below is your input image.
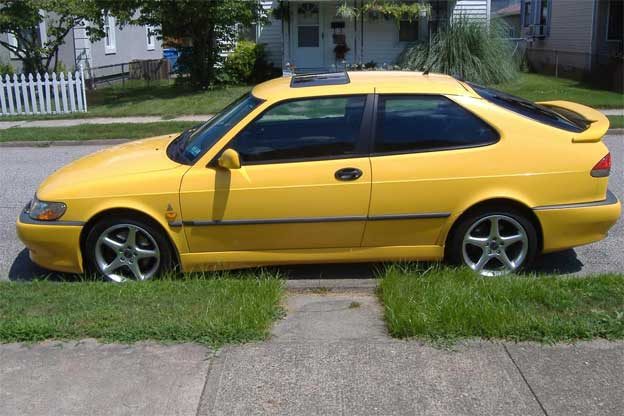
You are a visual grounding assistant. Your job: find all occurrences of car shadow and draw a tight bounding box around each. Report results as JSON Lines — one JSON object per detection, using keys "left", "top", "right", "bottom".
{"left": 8, "top": 248, "right": 584, "bottom": 282}
{"left": 8, "top": 249, "right": 78, "bottom": 282}
{"left": 528, "top": 249, "right": 584, "bottom": 275}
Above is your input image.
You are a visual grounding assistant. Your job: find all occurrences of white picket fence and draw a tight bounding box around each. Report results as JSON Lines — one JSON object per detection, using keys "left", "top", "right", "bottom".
{"left": 0, "top": 67, "right": 87, "bottom": 116}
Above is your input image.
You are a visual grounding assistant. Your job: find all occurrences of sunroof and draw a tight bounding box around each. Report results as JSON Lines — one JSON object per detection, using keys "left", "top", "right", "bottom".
{"left": 290, "top": 72, "right": 350, "bottom": 88}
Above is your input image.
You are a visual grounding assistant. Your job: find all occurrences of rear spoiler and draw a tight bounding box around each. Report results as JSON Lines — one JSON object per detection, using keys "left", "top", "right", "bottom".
{"left": 537, "top": 100, "right": 609, "bottom": 143}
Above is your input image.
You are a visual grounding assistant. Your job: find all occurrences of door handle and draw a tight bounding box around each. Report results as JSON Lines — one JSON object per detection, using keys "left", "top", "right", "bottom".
{"left": 335, "top": 167, "right": 363, "bottom": 181}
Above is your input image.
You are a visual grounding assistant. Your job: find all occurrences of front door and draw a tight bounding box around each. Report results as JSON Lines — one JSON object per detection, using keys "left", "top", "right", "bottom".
{"left": 180, "top": 94, "right": 372, "bottom": 253}
{"left": 293, "top": 2, "right": 324, "bottom": 69}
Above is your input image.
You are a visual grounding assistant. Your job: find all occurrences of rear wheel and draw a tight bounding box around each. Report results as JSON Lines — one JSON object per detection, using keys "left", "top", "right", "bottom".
{"left": 448, "top": 208, "right": 538, "bottom": 276}
{"left": 84, "top": 217, "right": 174, "bottom": 282}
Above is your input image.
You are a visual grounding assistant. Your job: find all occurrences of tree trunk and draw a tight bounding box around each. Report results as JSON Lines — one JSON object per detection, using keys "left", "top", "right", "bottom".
{"left": 188, "top": 23, "right": 219, "bottom": 88}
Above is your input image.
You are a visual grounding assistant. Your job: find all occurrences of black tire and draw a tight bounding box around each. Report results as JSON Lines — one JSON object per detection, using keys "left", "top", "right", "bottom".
{"left": 446, "top": 206, "right": 538, "bottom": 276}
{"left": 84, "top": 215, "right": 175, "bottom": 282}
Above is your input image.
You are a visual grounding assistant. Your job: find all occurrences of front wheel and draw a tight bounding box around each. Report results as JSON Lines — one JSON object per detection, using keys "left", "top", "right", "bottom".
{"left": 84, "top": 217, "right": 174, "bottom": 282}
{"left": 447, "top": 209, "right": 538, "bottom": 276}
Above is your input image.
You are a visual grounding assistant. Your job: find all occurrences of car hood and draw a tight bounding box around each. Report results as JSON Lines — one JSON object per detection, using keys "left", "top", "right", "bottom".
{"left": 37, "top": 134, "right": 184, "bottom": 200}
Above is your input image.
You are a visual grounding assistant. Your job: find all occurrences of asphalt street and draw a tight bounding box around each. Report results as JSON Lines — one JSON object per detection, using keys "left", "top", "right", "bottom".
{"left": 0, "top": 135, "right": 622, "bottom": 281}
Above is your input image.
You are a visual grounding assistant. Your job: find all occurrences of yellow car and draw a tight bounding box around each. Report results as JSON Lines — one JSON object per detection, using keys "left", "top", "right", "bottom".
{"left": 17, "top": 71, "right": 620, "bottom": 281}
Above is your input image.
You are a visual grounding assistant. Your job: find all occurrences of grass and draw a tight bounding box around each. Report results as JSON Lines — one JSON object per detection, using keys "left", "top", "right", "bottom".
{"left": 379, "top": 265, "right": 624, "bottom": 345}
{"left": 608, "top": 115, "right": 623, "bottom": 129}
{"left": 0, "top": 121, "right": 198, "bottom": 142}
{"left": 494, "top": 73, "right": 624, "bottom": 109}
{"left": 0, "top": 273, "right": 284, "bottom": 347}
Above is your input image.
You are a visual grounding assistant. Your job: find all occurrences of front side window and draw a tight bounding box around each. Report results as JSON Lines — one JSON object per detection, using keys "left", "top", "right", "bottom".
{"left": 468, "top": 83, "right": 588, "bottom": 132}
{"left": 167, "top": 93, "right": 263, "bottom": 164}
{"left": 228, "top": 96, "right": 367, "bottom": 164}
{"left": 374, "top": 95, "right": 499, "bottom": 154}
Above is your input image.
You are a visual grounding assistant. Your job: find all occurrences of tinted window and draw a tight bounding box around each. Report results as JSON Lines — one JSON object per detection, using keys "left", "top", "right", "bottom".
{"left": 168, "top": 94, "right": 263, "bottom": 164}
{"left": 228, "top": 96, "right": 366, "bottom": 163}
{"left": 468, "top": 83, "right": 588, "bottom": 133}
{"left": 374, "top": 95, "right": 499, "bottom": 154}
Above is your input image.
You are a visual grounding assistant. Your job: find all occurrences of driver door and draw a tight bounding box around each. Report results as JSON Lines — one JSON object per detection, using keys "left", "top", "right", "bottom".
{"left": 179, "top": 94, "right": 373, "bottom": 253}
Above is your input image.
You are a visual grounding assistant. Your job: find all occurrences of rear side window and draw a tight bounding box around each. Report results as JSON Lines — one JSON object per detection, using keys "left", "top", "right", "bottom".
{"left": 468, "top": 83, "right": 588, "bottom": 133}
{"left": 228, "top": 96, "right": 366, "bottom": 164}
{"left": 374, "top": 95, "right": 499, "bottom": 154}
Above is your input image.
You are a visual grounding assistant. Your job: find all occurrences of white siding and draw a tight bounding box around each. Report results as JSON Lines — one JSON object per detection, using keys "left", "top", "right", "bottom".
{"left": 362, "top": 18, "right": 410, "bottom": 66}
{"left": 531, "top": 0, "right": 595, "bottom": 54}
{"left": 453, "top": 0, "right": 491, "bottom": 21}
{"left": 258, "top": 0, "right": 284, "bottom": 66}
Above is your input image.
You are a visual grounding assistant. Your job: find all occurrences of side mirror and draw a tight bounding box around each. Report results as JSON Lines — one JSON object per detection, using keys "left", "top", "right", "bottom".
{"left": 217, "top": 148, "right": 241, "bottom": 170}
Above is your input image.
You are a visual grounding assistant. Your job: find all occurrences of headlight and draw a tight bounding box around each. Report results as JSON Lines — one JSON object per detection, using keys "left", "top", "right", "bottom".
{"left": 28, "top": 196, "right": 67, "bottom": 221}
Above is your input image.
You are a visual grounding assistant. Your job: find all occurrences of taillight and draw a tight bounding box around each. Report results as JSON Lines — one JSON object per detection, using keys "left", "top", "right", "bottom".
{"left": 591, "top": 153, "right": 611, "bottom": 177}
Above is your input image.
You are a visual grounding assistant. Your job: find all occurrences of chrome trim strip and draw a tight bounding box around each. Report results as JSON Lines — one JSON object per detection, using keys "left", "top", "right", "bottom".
{"left": 368, "top": 212, "right": 451, "bottom": 221}
{"left": 167, "top": 221, "right": 183, "bottom": 228}
{"left": 184, "top": 212, "right": 450, "bottom": 227}
{"left": 19, "top": 210, "right": 84, "bottom": 226}
{"left": 533, "top": 190, "right": 618, "bottom": 211}
{"left": 183, "top": 216, "right": 367, "bottom": 226}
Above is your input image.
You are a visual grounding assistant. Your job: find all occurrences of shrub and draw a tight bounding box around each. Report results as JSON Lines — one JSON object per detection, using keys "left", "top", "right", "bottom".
{"left": 223, "top": 40, "right": 279, "bottom": 84}
{"left": 0, "top": 61, "right": 15, "bottom": 77}
{"left": 397, "top": 18, "right": 517, "bottom": 84}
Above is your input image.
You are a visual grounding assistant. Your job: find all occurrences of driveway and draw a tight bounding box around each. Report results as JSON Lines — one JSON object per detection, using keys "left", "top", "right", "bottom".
{"left": 1, "top": 135, "right": 622, "bottom": 281}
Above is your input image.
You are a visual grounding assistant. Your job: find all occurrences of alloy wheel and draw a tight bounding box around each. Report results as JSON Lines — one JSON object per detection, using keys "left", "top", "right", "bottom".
{"left": 461, "top": 214, "right": 529, "bottom": 276}
{"left": 94, "top": 224, "right": 160, "bottom": 282}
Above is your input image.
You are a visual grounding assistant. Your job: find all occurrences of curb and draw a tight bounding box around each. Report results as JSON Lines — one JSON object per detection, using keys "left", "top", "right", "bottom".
{"left": 285, "top": 279, "right": 378, "bottom": 291}
{"left": 1, "top": 129, "right": 622, "bottom": 148}
{"left": 0, "top": 138, "right": 132, "bottom": 147}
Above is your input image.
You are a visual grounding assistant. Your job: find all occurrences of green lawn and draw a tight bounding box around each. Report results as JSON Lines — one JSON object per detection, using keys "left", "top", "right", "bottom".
{"left": 0, "top": 121, "right": 198, "bottom": 142}
{"left": 494, "top": 73, "right": 624, "bottom": 108}
{"left": 608, "top": 115, "right": 623, "bottom": 129}
{"left": 379, "top": 265, "right": 624, "bottom": 344}
{"left": 2, "top": 80, "right": 250, "bottom": 121}
{"left": 0, "top": 274, "right": 284, "bottom": 347}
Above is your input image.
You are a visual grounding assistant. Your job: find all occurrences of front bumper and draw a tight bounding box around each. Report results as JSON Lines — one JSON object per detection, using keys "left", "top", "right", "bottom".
{"left": 16, "top": 208, "right": 84, "bottom": 274}
{"left": 534, "top": 190, "right": 621, "bottom": 253}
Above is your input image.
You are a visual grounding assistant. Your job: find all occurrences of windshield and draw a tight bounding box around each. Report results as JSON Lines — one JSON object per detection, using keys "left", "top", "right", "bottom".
{"left": 467, "top": 83, "right": 589, "bottom": 133}
{"left": 167, "top": 93, "right": 263, "bottom": 164}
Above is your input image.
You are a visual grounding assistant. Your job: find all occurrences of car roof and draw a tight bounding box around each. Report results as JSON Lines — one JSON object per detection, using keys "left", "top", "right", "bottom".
{"left": 251, "top": 71, "right": 479, "bottom": 101}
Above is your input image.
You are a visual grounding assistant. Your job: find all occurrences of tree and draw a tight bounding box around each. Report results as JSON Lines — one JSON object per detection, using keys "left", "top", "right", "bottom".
{"left": 104, "top": 0, "right": 266, "bottom": 88}
{"left": 0, "top": 0, "right": 103, "bottom": 74}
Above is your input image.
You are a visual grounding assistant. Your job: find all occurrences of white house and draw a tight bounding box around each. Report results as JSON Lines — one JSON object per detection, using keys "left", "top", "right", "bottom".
{"left": 256, "top": 0, "right": 492, "bottom": 71}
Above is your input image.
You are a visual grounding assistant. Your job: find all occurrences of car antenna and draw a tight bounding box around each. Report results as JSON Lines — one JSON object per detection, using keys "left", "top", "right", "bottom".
{"left": 422, "top": 60, "right": 435, "bottom": 75}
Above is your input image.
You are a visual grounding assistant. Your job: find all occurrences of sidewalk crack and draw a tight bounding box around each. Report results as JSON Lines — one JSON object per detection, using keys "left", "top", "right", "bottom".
{"left": 503, "top": 344, "right": 549, "bottom": 416}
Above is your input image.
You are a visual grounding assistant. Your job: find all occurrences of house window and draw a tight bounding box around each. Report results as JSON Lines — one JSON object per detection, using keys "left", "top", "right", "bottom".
{"left": 7, "top": 32, "right": 19, "bottom": 59}
{"left": 522, "top": 1, "right": 531, "bottom": 27}
{"left": 146, "top": 25, "right": 156, "bottom": 50}
{"left": 104, "top": 13, "right": 116, "bottom": 54}
{"left": 607, "top": 0, "right": 623, "bottom": 41}
{"left": 297, "top": 3, "right": 320, "bottom": 48}
{"left": 537, "top": 0, "right": 550, "bottom": 37}
{"left": 399, "top": 20, "right": 419, "bottom": 42}
{"left": 239, "top": 23, "right": 258, "bottom": 42}
{"left": 521, "top": 0, "right": 550, "bottom": 37}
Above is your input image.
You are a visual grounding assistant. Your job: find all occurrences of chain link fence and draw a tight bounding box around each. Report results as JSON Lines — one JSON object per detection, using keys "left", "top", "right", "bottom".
{"left": 526, "top": 48, "right": 623, "bottom": 92}
{"left": 84, "top": 59, "right": 172, "bottom": 90}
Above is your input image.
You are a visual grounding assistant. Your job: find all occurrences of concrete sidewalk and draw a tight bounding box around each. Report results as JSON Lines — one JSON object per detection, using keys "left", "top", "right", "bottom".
{"left": 0, "top": 115, "right": 213, "bottom": 130}
{"left": 1, "top": 291, "right": 623, "bottom": 416}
